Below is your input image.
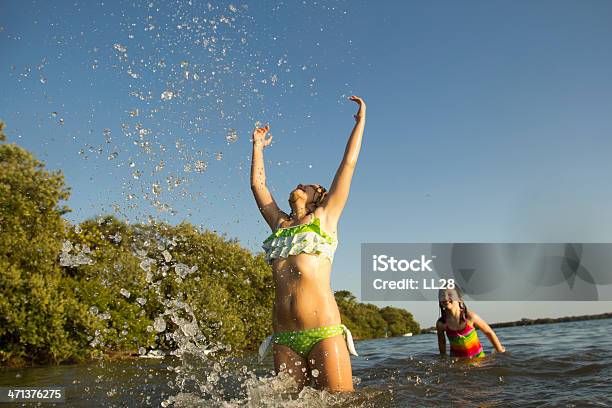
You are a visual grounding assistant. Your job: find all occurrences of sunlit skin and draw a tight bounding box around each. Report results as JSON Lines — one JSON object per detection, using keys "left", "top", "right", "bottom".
{"left": 436, "top": 291, "right": 506, "bottom": 355}
{"left": 250, "top": 96, "right": 366, "bottom": 392}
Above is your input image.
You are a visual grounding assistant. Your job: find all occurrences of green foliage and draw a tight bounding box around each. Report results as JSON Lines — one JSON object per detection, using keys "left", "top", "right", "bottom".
{"left": 336, "top": 292, "right": 420, "bottom": 339}
{"left": 0, "top": 142, "right": 70, "bottom": 272}
{"left": 62, "top": 217, "right": 156, "bottom": 352}
{"left": 0, "top": 140, "right": 81, "bottom": 365}
{"left": 164, "top": 223, "right": 274, "bottom": 351}
{"left": 380, "top": 306, "right": 420, "bottom": 336}
{"left": 48, "top": 216, "right": 274, "bottom": 360}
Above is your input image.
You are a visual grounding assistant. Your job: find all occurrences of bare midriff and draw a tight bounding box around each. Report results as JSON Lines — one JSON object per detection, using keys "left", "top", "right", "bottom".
{"left": 271, "top": 253, "right": 341, "bottom": 332}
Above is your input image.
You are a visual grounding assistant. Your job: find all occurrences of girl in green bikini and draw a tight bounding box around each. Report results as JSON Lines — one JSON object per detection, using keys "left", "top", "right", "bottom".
{"left": 250, "top": 96, "right": 366, "bottom": 392}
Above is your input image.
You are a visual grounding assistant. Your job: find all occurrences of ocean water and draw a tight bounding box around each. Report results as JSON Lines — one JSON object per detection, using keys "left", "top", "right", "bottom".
{"left": 1, "top": 319, "right": 611, "bottom": 407}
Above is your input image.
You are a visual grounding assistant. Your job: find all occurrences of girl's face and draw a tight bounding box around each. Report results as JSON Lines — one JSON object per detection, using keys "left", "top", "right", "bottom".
{"left": 439, "top": 299, "right": 457, "bottom": 311}
{"left": 439, "top": 291, "right": 461, "bottom": 312}
{"left": 288, "top": 184, "right": 323, "bottom": 208}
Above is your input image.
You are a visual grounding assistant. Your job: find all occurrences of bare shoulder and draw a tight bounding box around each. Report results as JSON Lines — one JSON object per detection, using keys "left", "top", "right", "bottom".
{"left": 436, "top": 319, "right": 446, "bottom": 331}
{"left": 466, "top": 310, "right": 486, "bottom": 327}
{"left": 274, "top": 211, "right": 290, "bottom": 230}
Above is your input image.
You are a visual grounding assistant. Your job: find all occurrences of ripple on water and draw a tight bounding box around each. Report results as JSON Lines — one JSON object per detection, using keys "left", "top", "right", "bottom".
{"left": 2, "top": 320, "right": 611, "bottom": 406}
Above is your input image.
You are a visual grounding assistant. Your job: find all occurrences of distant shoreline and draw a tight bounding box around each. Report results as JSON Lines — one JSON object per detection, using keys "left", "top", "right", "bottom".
{"left": 420, "top": 312, "right": 612, "bottom": 334}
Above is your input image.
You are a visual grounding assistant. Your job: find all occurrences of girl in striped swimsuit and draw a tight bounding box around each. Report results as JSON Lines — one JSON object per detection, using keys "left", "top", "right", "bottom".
{"left": 436, "top": 288, "right": 505, "bottom": 358}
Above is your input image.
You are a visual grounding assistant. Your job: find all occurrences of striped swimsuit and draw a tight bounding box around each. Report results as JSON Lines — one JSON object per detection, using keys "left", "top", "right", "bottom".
{"left": 445, "top": 322, "right": 485, "bottom": 358}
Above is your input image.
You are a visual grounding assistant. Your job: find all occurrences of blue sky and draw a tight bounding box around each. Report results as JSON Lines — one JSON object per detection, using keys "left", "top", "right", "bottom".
{"left": 2, "top": 0, "right": 612, "bottom": 326}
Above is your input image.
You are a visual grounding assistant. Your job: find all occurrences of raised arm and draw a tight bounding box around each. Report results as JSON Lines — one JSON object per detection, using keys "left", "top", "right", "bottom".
{"left": 250, "top": 125, "right": 287, "bottom": 230}
{"left": 321, "top": 96, "right": 366, "bottom": 224}
{"left": 436, "top": 320, "right": 447, "bottom": 355}
{"left": 469, "top": 312, "right": 506, "bottom": 353}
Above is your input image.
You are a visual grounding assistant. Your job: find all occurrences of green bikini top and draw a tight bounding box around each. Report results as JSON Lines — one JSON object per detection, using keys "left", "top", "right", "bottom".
{"left": 262, "top": 213, "right": 338, "bottom": 265}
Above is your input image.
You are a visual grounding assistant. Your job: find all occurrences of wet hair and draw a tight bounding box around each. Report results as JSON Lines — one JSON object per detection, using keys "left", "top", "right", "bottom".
{"left": 313, "top": 185, "right": 328, "bottom": 207}
{"left": 438, "top": 287, "right": 468, "bottom": 324}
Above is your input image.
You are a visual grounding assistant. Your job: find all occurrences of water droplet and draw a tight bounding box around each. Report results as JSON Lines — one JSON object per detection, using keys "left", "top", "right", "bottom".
{"left": 113, "top": 43, "right": 127, "bottom": 53}
{"left": 103, "top": 128, "right": 111, "bottom": 142}
{"left": 195, "top": 161, "right": 207, "bottom": 172}
{"left": 226, "top": 128, "right": 238, "bottom": 143}
{"left": 153, "top": 316, "right": 167, "bottom": 332}
{"left": 160, "top": 90, "right": 174, "bottom": 101}
{"left": 139, "top": 258, "right": 156, "bottom": 273}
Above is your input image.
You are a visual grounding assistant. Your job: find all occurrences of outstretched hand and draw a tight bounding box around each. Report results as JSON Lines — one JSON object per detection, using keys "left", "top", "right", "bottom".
{"left": 252, "top": 124, "right": 272, "bottom": 148}
{"left": 348, "top": 95, "right": 366, "bottom": 121}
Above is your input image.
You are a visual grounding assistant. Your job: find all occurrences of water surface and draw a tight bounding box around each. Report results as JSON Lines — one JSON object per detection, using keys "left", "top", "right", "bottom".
{"left": 1, "top": 319, "right": 611, "bottom": 407}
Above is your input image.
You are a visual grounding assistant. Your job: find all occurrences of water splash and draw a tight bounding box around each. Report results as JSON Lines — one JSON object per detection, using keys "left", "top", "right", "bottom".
{"left": 59, "top": 240, "right": 94, "bottom": 267}
{"left": 225, "top": 128, "right": 238, "bottom": 143}
{"left": 161, "top": 90, "right": 175, "bottom": 101}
